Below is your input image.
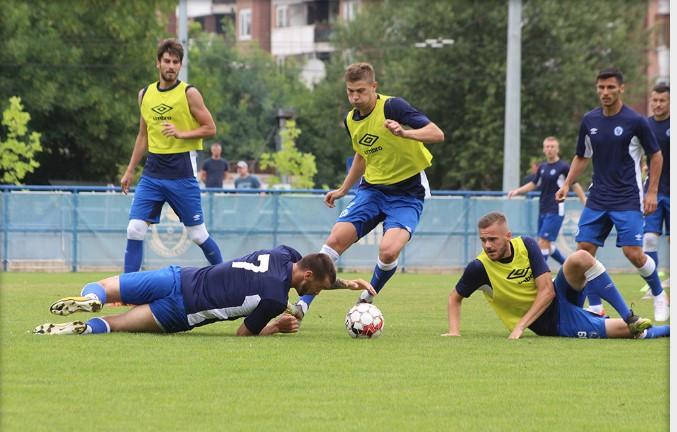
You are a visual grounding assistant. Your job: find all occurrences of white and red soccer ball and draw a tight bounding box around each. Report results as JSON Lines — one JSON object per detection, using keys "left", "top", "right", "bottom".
{"left": 345, "top": 303, "right": 384, "bottom": 338}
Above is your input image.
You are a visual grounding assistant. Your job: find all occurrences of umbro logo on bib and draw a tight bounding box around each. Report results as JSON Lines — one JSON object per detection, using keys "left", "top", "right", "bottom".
{"left": 358, "top": 133, "right": 379, "bottom": 147}
{"left": 506, "top": 267, "right": 530, "bottom": 280}
{"left": 151, "top": 103, "right": 173, "bottom": 115}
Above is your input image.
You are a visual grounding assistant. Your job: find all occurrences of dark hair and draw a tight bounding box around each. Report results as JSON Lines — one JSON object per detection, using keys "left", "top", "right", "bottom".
{"left": 652, "top": 83, "right": 670, "bottom": 94}
{"left": 344, "top": 62, "right": 375, "bottom": 83}
{"left": 157, "top": 39, "right": 184, "bottom": 62}
{"left": 298, "top": 253, "right": 337, "bottom": 286}
{"left": 596, "top": 67, "right": 624, "bottom": 85}
{"left": 478, "top": 212, "right": 508, "bottom": 230}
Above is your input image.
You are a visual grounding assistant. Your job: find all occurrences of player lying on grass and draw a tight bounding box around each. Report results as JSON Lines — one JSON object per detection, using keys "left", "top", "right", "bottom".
{"left": 33, "top": 245, "right": 375, "bottom": 336}
{"left": 442, "top": 212, "right": 669, "bottom": 339}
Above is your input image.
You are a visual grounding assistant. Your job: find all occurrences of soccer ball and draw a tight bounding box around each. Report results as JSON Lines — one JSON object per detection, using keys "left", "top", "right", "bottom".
{"left": 345, "top": 303, "right": 384, "bottom": 338}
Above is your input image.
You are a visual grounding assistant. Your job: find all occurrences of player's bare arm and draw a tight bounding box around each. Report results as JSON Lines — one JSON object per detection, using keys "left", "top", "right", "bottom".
{"left": 556, "top": 155, "right": 589, "bottom": 202}
{"left": 236, "top": 314, "right": 299, "bottom": 336}
{"left": 161, "top": 87, "right": 216, "bottom": 139}
{"left": 441, "top": 290, "right": 464, "bottom": 336}
{"left": 507, "top": 181, "right": 537, "bottom": 199}
{"left": 121, "top": 89, "right": 149, "bottom": 194}
{"left": 643, "top": 150, "right": 663, "bottom": 215}
{"left": 326, "top": 278, "right": 376, "bottom": 296}
{"left": 324, "top": 153, "right": 366, "bottom": 208}
{"left": 384, "top": 119, "right": 444, "bottom": 143}
{"left": 508, "top": 272, "right": 555, "bottom": 340}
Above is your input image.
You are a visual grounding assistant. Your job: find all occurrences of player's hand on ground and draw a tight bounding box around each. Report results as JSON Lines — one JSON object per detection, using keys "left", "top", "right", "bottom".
{"left": 285, "top": 302, "right": 305, "bottom": 321}
{"left": 508, "top": 328, "right": 524, "bottom": 339}
{"left": 555, "top": 185, "right": 568, "bottom": 202}
{"left": 324, "top": 189, "right": 346, "bottom": 208}
{"left": 276, "top": 314, "right": 299, "bottom": 333}
{"left": 643, "top": 193, "right": 658, "bottom": 215}
{"left": 344, "top": 279, "right": 376, "bottom": 296}
{"left": 161, "top": 122, "right": 183, "bottom": 139}
{"left": 384, "top": 119, "right": 405, "bottom": 137}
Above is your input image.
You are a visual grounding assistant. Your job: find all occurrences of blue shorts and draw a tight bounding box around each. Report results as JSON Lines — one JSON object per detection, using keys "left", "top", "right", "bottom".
{"left": 537, "top": 213, "right": 564, "bottom": 241}
{"left": 129, "top": 176, "right": 205, "bottom": 226}
{"left": 553, "top": 270, "right": 608, "bottom": 338}
{"left": 119, "top": 266, "right": 191, "bottom": 333}
{"left": 575, "top": 207, "right": 644, "bottom": 247}
{"left": 644, "top": 194, "right": 670, "bottom": 236}
{"left": 337, "top": 187, "right": 423, "bottom": 239}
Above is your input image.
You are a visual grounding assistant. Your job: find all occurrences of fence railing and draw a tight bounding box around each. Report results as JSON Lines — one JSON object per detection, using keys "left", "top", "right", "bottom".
{"left": 0, "top": 185, "right": 667, "bottom": 273}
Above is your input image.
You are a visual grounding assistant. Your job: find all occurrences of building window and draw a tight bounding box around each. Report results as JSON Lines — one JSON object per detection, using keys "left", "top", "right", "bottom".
{"left": 343, "top": 0, "right": 357, "bottom": 21}
{"left": 276, "top": 5, "right": 288, "bottom": 28}
{"left": 239, "top": 9, "right": 252, "bottom": 40}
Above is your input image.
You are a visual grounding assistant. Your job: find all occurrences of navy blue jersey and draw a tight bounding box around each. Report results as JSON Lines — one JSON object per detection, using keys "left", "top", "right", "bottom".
{"left": 533, "top": 159, "right": 569, "bottom": 215}
{"left": 179, "top": 245, "right": 302, "bottom": 334}
{"left": 143, "top": 152, "right": 197, "bottom": 179}
{"left": 576, "top": 105, "right": 660, "bottom": 211}
{"left": 455, "top": 236, "right": 557, "bottom": 335}
{"left": 646, "top": 116, "right": 670, "bottom": 195}
{"left": 201, "top": 158, "right": 229, "bottom": 188}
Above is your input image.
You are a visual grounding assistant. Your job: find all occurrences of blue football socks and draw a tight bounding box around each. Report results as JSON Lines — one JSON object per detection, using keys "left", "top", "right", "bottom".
{"left": 637, "top": 255, "right": 663, "bottom": 297}
{"left": 81, "top": 282, "right": 107, "bottom": 304}
{"left": 584, "top": 261, "right": 631, "bottom": 321}
{"left": 549, "top": 247, "right": 566, "bottom": 265}
{"left": 124, "top": 239, "right": 143, "bottom": 273}
{"left": 86, "top": 317, "right": 110, "bottom": 334}
{"left": 371, "top": 259, "right": 398, "bottom": 293}
{"left": 199, "top": 236, "right": 223, "bottom": 265}
{"left": 642, "top": 325, "right": 670, "bottom": 338}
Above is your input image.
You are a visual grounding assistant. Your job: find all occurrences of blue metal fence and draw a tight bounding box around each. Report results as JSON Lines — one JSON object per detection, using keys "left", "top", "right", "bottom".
{"left": 0, "top": 185, "right": 668, "bottom": 273}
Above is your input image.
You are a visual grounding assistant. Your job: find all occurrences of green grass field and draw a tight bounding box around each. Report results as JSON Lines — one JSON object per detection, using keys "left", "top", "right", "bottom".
{"left": 1, "top": 271, "right": 669, "bottom": 432}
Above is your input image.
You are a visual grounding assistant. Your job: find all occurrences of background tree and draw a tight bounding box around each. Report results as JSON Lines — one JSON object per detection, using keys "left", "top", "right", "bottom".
{"left": 0, "top": 0, "right": 175, "bottom": 184}
{"left": 0, "top": 96, "right": 42, "bottom": 184}
{"left": 260, "top": 120, "right": 318, "bottom": 189}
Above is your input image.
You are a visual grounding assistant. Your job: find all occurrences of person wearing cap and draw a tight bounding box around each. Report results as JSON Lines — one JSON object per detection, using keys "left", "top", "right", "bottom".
{"left": 234, "top": 161, "right": 262, "bottom": 190}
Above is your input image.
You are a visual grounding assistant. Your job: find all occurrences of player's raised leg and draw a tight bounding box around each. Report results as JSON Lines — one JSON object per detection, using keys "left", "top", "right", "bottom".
{"left": 563, "top": 250, "right": 651, "bottom": 334}
{"left": 358, "top": 227, "right": 409, "bottom": 303}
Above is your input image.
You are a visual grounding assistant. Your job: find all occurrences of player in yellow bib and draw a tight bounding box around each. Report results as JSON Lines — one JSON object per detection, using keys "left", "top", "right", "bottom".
{"left": 442, "top": 212, "right": 668, "bottom": 339}
{"left": 119, "top": 39, "right": 222, "bottom": 273}
{"left": 294, "top": 62, "right": 444, "bottom": 317}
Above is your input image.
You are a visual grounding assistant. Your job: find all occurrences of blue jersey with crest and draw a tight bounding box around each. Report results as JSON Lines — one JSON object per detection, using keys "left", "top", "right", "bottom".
{"left": 179, "top": 245, "right": 301, "bottom": 334}
{"left": 646, "top": 116, "right": 670, "bottom": 195}
{"left": 532, "top": 159, "right": 569, "bottom": 215}
{"left": 576, "top": 105, "right": 659, "bottom": 211}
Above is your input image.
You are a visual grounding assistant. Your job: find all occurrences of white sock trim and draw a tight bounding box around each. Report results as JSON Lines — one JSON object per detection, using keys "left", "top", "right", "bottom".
{"left": 643, "top": 233, "right": 659, "bottom": 252}
{"left": 377, "top": 257, "right": 398, "bottom": 271}
{"left": 549, "top": 244, "right": 557, "bottom": 254}
{"left": 637, "top": 255, "right": 656, "bottom": 277}
{"left": 584, "top": 260, "right": 606, "bottom": 282}
{"left": 296, "top": 300, "right": 309, "bottom": 315}
{"left": 319, "top": 244, "right": 340, "bottom": 264}
{"left": 540, "top": 249, "right": 550, "bottom": 256}
{"left": 359, "top": 290, "right": 374, "bottom": 301}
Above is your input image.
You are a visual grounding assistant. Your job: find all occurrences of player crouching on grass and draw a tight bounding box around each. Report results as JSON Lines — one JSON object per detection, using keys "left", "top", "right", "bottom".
{"left": 33, "top": 245, "right": 375, "bottom": 337}
{"left": 442, "top": 212, "right": 669, "bottom": 339}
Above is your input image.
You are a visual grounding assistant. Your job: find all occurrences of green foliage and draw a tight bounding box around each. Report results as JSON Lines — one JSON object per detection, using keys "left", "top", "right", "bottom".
{"left": 0, "top": 0, "right": 175, "bottom": 184}
{"left": 260, "top": 120, "right": 317, "bottom": 188}
{"left": 0, "top": 96, "right": 43, "bottom": 184}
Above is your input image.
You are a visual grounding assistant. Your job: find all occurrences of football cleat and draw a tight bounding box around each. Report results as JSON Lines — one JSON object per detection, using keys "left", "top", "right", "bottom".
{"left": 653, "top": 292, "right": 670, "bottom": 322}
{"left": 33, "top": 321, "right": 87, "bottom": 335}
{"left": 50, "top": 296, "right": 102, "bottom": 316}
{"left": 625, "top": 311, "right": 653, "bottom": 338}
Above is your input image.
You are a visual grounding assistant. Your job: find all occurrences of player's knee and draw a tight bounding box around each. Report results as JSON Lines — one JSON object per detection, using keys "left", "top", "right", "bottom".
{"left": 622, "top": 247, "right": 644, "bottom": 266}
{"left": 564, "top": 250, "right": 594, "bottom": 273}
{"left": 643, "top": 232, "right": 659, "bottom": 252}
{"left": 127, "top": 219, "right": 148, "bottom": 240}
{"left": 378, "top": 248, "right": 400, "bottom": 264}
{"left": 186, "top": 224, "right": 209, "bottom": 245}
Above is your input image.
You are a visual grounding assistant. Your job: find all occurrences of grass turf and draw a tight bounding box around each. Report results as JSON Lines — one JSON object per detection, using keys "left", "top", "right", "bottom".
{"left": 0, "top": 271, "right": 669, "bottom": 432}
